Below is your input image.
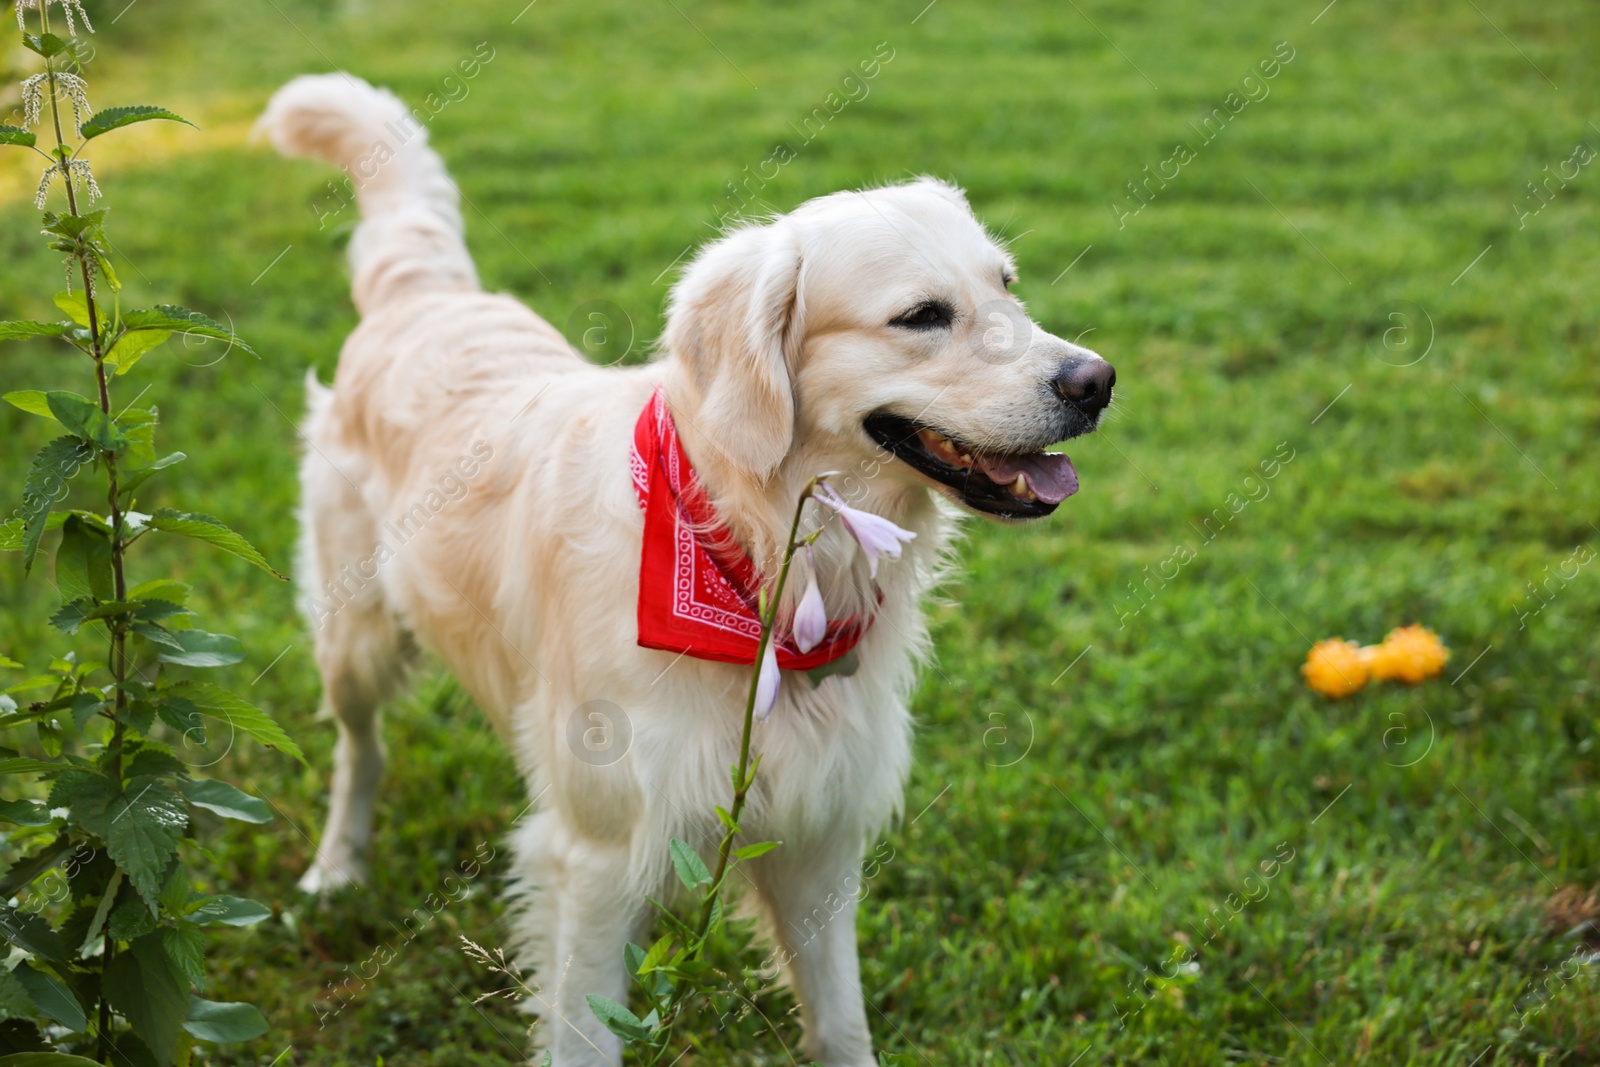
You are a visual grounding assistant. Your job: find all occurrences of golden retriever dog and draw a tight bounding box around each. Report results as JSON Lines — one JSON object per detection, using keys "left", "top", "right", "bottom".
{"left": 259, "top": 74, "right": 1113, "bottom": 1066}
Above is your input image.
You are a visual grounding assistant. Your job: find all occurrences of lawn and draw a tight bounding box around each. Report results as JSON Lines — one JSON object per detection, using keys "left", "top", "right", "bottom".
{"left": 1, "top": 0, "right": 1597, "bottom": 1063}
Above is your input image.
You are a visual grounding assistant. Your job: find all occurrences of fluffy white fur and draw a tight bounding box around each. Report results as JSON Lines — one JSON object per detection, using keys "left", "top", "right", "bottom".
{"left": 258, "top": 73, "right": 1108, "bottom": 1066}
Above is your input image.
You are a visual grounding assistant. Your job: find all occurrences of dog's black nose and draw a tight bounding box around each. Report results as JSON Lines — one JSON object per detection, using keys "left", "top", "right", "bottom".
{"left": 1053, "top": 359, "right": 1116, "bottom": 416}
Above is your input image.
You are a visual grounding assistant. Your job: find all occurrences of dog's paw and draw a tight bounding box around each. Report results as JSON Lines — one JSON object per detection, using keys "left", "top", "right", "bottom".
{"left": 297, "top": 858, "right": 368, "bottom": 895}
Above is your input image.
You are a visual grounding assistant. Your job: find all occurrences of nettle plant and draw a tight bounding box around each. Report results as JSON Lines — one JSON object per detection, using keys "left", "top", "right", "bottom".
{"left": 0, "top": 1, "right": 301, "bottom": 1063}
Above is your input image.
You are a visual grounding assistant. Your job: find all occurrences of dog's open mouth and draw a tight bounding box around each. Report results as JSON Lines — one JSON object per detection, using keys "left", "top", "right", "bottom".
{"left": 864, "top": 412, "right": 1079, "bottom": 519}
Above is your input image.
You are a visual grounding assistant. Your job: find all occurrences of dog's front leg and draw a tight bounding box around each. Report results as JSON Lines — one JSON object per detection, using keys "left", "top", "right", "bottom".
{"left": 540, "top": 837, "right": 645, "bottom": 1067}
{"left": 750, "top": 838, "right": 876, "bottom": 1067}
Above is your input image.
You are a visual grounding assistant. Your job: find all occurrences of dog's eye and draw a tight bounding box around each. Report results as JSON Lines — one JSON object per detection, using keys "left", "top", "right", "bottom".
{"left": 891, "top": 301, "right": 954, "bottom": 329}
{"left": 1002, "top": 272, "right": 1015, "bottom": 288}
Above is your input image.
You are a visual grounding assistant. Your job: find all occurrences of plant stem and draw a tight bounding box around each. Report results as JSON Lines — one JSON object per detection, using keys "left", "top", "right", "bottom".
{"left": 699, "top": 493, "right": 808, "bottom": 923}
{"left": 42, "top": 29, "right": 124, "bottom": 1065}
{"left": 43, "top": 41, "right": 123, "bottom": 749}
{"left": 646, "top": 479, "right": 819, "bottom": 1063}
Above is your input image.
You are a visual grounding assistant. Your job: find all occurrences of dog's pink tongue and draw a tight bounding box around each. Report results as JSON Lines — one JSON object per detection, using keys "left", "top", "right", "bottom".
{"left": 979, "top": 452, "right": 1080, "bottom": 504}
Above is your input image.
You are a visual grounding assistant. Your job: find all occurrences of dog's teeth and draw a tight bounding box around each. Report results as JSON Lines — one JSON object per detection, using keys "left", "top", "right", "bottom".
{"left": 1010, "top": 473, "right": 1030, "bottom": 498}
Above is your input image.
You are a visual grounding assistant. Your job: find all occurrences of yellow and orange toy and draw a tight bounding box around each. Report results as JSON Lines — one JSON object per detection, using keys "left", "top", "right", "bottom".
{"left": 1302, "top": 625, "right": 1449, "bottom": 699}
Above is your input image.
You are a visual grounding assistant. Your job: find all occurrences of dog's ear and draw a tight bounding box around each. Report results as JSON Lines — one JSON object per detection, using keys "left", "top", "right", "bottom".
{"left": 665, "top": 222, "right": 802, "bottom": 481}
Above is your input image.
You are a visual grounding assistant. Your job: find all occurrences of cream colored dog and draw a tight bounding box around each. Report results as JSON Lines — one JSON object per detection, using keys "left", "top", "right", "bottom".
{"left": 260, "top": 74, "right": 1113, "bottom": 1066}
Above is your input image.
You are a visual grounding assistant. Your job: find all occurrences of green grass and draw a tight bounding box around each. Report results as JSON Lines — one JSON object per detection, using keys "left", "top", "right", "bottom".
{"left": 2, "top": 0, "right": 1598, "bottom": 1063}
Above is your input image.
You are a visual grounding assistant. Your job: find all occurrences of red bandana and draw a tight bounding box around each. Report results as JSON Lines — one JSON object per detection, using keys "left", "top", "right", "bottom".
{"left": 631, "top": 386, "right": 871, "bottom": 669}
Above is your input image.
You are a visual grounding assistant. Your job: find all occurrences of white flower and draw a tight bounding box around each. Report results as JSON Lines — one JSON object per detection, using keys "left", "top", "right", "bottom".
{"left": 33, "top": 164, "right": 55, "bottom": 207}
{"left": 34, "top": 157, "right": 100, "bottom": 208}
{"left": 753, "top": 640, "right": 780, "bottom": 721}
{"left": 16, "top": 0, "right": 94, "bottom": 37}
{"left": 20, "top": 73, "right": 45, "bottom": 128}
{"left": 19, "top": 70, "right": 90, "bottom": 136}
{"left": 792, "top": 547, "right": 827, "bottom": 654}
{"left": 813, "top": 482, "right": 917, "bottom": 579}
{"left": 54, "top": 71, "right": 90, "bottom": 137}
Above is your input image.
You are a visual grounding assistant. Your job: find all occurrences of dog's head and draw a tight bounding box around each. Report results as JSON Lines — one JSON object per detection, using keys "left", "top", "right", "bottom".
{"left": 664, "top": 178, "right": 1113, "bottom": 521}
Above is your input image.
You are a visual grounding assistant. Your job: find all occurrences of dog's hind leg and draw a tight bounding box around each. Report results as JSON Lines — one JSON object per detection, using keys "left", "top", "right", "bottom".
{"left": 297, "top": 600, "right": 409, "bottom": 893}
{"left": 295, "top": 407, "right": 414, "bottom": 893}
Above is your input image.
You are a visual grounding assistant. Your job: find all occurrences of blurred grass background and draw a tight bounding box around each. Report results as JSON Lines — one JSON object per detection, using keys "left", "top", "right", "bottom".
{"left": 2, "top": 0, "right": 1598, "bottom": 1063}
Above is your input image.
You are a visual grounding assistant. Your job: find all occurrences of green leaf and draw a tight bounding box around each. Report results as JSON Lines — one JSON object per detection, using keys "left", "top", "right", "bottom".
{"left": 67, "top": 692, "right": 106, "bottom": 731}
{"left": 35, "top": 718, "right": 62, "bottom": 758}
{"left": 732, "top": 840, "right": 781, "bottom": 862}
{"left": 703, "top": 896, "right": 724, "bottom": 938}
{"left": 80, "top": 107, "right": 195, "bottom": 142}
{"left": 152, "top": 629, "right": 244, "bottom": 669}
{"left": 160, "top": 682, "right": 304, "bottom": 763}
{"left": 128, "top": 579, "right": 191, "bottom": 605}
{"left": 41, "top": 210, "right": 107, "bottom": 241}
{"left": 188, "top": 896, "right": 270, "bottom": 928}
{"left": 636, "top": 933, "right": 674, "bottom": 976}
{"left": 182, "top": 997, "right": 267, "bottom": 1045}
{"left": 108, "top": 893, "right": 159, "bottom": 941}
{"left": 103, "top": 933, "right": 188, "bottom": 1063}
{"left": 12, "top": 962, "right": 84, "bottom": 1033}
{"left": 78, "top": 870, "right": 119, "bottom": 956}
{"left": 0, "top": 908, "right": 69, "bottom": 961}
{"left": 0, "top": 126, "right": 38, "bottom": 149}
{"left": 105, "top": 780, "right": 188, "bottom": 910}
{"left": 51, "top": 293, "right": 89, "bottom": 328}
{"left": 132, "top": 599, "right": 189, "bottom": 623}
{"left": 584, "top": 994, "right": 653, "bottom": 1043}
{"left": 44, "top": 392, "right": 124, "bottom": 452}
{"left": 21, "top": 32, "right": 72, "bottom": 58}
{"left": 120, "top": 698, "right": 157, "bottom": 736}
{"left": 0, "top": 836, "right": 74, "bottom": 899}
{"left": 669, "top": 838, "right": 711, "bottom": 890}
{"left": 0, "top": 759, "right": 64, "bottom": 776}
{"left": 622, "top": 941, "right": 646, "bottom": 977}
{"left": 65, "top": 774, "right": 118, "bottom": 837}
{"left": 2, "top": 390, "right": 56, "bottom": 415}
{"left": 159, "top": 865, "right": 189, "bottom": 915}
{"left": 0, "top": 322, "right": 69, "bottom": 343}
{"left": 0, "top": 970, "right": 34, "bottom": 1023}
{"left": 644, "top": 895, "right": 696, "bottom": 943}
{"left": 46, "top": 599, "right": 92, "bottom": 636}
{"left": 18, "top": 438, "right": 95, "bottom": 573}
{"left": 133, "top": 621, "right": 197, "bottom": 653}
{"left": 183, "top": 779, "right": 271, "bottom": 823}
{"left": 2, "top": 677, "right": 57, "bottom": 696}
{"left": 146, "top": 510, "right": 283, "bottom": 578}
{"left": 121, "top": 452, "right": 186, "bottom": 496}
{"left": 121, "top": 306, "right": 254, "bottom": 358}
{"left": 104, "top": 329, "right": 172, "bottom": 377}
{"left": 0, "top": 1054, "right": 107, "bottom": 1067}
{"left": 155, "top": 697, "right": 202, "bottom": 740}
{"left": 54, "top": 515, "right": 114, "bottom": 600}
{"left": 49, "top": 597, "right": 156, "bottom": 635}
{"left": 124, "top": 746, "right": 187, "bottom": 780}
{"left": 0, "top": 800, "right": 52, "bottom": 827}
{"left": 162, "top": 924, "right": 205, "bottom": 990}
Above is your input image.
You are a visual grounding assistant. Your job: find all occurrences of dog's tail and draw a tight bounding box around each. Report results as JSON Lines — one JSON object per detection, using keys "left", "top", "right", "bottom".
{"left": 258, "top": 73, "right": 480, "bottom": 314}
